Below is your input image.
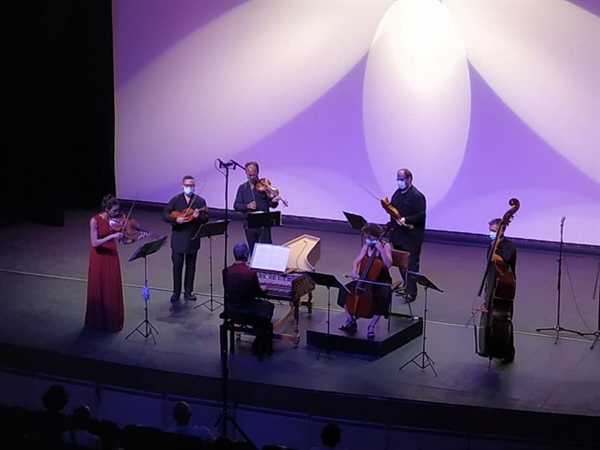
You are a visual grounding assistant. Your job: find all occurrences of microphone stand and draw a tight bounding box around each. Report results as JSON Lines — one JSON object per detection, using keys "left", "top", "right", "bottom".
{"left": 579, "top": 260, "right": 600, "bottom": 349}
{"left": 214, "top": 159, "right": 256, "bottom": 448}
{"left": 536, "top": 217, "right": 583, "bottom": 343}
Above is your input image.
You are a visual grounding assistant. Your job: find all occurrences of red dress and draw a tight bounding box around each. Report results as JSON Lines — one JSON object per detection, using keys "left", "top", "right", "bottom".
{"left": 85, "top": 214, "right": 124, "bottom": 331}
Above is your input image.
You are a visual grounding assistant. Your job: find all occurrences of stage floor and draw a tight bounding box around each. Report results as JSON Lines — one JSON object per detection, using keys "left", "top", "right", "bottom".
{"left": 1, "top": 209, "right": 599, "bottom": 435}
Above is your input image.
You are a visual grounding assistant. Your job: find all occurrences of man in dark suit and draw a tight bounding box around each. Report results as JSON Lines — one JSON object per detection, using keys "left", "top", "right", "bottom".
{"left": 222, "top": 242, "right": 274, "bottom": 355}
{"left": 162, "top": 175, "right": 209, "bottom": 303}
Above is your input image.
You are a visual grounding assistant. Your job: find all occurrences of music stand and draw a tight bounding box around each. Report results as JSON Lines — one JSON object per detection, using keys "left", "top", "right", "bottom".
{"left": 399, "top": 271, "right": 442, "bottom": 376}
{"left": 343, "top": 211, "right": 367, "bottom": 246}
{"left": 125, "top": 235, "right": 167, "bottom": 344}
{"left": 193, "top": 220, "right": 230, "bottom": 312}
{"left": 307, "top": 272, "right": 349, "bottom": 359}
{"left": 247, "top": 211, "right": 282, "bottom": 229}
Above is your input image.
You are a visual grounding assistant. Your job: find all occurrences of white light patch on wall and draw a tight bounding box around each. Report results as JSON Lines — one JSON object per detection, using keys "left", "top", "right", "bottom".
{"left": 115, "top": 0, "right": 393, "bottom": 201}
{"left": 363, "top": 0, "right": 471, "bottom": 207}
{"left": 444, "top": 0, "right": 600, "bottom": 183}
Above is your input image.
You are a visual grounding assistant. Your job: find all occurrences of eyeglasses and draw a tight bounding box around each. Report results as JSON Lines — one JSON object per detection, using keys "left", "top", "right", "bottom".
{"left": 183, "top": 184, "right": 195, "bottom": 187}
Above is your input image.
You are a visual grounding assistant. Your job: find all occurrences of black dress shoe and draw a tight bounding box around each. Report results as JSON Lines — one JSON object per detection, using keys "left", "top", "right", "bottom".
{"left": 170, "top": 294, "right": 180, "bottom": 303}
{"left": 184, "top": 294, "right": 197, "bottom": 301}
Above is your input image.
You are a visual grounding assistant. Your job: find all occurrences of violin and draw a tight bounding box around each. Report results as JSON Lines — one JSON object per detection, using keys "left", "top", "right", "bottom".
{"left": 381, "top": 197, "right": 414, "bottom": 230}
{"left": 109, "top": 214, "right": 149, "bottom": 244}
{"left": 170, "top": 205, "right": 208, "bottom": 223}
{"left": 254, "top": 178, "right": 288, "bottom": 207}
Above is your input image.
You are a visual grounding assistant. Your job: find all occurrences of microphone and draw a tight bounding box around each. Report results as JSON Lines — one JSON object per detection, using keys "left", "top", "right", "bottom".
{"left": 561, "top": 216, "right": 566, "bottom": 226}
{"left": 217, "top": 159, "right": 235, "bottom": 169}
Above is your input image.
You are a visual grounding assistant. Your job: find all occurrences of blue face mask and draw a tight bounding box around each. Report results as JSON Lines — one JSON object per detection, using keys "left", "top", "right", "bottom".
{"left": 397, "top": 180, "right": 407, "bottom": 190}
{"left": 489, "top": 231, "right": 497, "bottom": 240}
{"left": 365, "top": 238, "right": 377, "bottom": 247}
{"left": 183, "top": 186, "right": 194, "bottom": 196}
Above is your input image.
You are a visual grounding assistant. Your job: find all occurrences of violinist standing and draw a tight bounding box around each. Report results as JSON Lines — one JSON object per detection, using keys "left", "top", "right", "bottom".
{"left": 162, "top": 175, "right": 209, "bottom": 303}
{"left": 487, "top": 217, "right": 517, "bottom": 363}
{"left": 388, "top": 168, "right": 426, "bottom": 304}
{"left": 337, "top": 224, "right": 393, "bottom": 339}
{"left": 86, "top": 194, "right": 126, "bottom": 331}
{"left": 233, "top": 161, "right": 280, "bottom": 254}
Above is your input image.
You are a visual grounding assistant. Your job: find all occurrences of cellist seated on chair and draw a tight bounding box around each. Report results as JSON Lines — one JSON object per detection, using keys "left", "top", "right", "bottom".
{"left": 222, "top": 242, "right": 274, "bottom": 357}
{"left": 337, "top": 223, "right": 393, "bottom": 339}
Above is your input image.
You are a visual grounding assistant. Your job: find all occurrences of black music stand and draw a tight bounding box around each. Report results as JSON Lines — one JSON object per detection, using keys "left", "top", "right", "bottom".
{"left": 247, "top": 210, "right": 282, "bottom": 229}
{"left": 125, "top": 235, "right": 167, "bottom": 344}
{"left": 399, "top": 271, "right": 443, "bottom": 376}
{"left": 193, "top": 220, "right": 230, "bottom": 312}
{"left": 343, "top": 211, "right": 367, "bottom": 246}
{"left": 307, "top": 272, "right": 349, "bottom": 359}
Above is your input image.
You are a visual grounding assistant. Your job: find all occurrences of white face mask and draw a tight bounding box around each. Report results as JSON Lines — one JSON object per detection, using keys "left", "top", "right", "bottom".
{"left": 489, "top": 231, "right": 497, "bottom": 240}
{"left": 183, "top": 186, "right": 194, "bottom": 196}
{"left": 365, "top": 238, "right": 377, "bottom": 247}
{"left": 397, "top": 180, "right": 407, "bottom": 190}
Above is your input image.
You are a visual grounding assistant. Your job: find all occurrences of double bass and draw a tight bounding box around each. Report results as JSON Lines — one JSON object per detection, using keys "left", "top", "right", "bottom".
{"left": 345, "top": 226, "right": 391, "bottom": 318}
{"left": 476, "top": 198, "right": 520, "bottom": 361}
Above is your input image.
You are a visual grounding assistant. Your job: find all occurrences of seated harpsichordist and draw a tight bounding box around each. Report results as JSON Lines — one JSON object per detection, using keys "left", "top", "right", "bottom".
{"left": 222, "top": 242, "right": 274, "bottom": 356}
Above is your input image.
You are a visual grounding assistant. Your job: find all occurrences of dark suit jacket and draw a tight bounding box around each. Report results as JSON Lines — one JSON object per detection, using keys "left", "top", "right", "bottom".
{"left": 222, "top": 263, "right": 264, "bottom": 307}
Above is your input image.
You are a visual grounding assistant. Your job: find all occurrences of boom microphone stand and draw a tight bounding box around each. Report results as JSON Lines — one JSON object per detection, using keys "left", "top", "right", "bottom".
{"left": 213, "top": 159, "right": 256, "bottom": 448}
{"left": 536, "top": 217, "right": 582, "bottom": 343}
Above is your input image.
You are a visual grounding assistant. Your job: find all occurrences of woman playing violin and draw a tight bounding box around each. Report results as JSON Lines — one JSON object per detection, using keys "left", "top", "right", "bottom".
{"left": 162, "top": 175, "right": 209, "bottom": 303}
{"left": 337, "top": 223, "right": 394, "bottom": 339}
{"left": 233, "top": 161, "right": 281, "bottom": 254}
{"left": 85, "top": 194, "right": 126, "bottom": 331}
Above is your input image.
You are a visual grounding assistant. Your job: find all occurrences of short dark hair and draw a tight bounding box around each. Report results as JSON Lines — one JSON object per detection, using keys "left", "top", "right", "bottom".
{"left": 182, "top": 175, "right": 195, "bottom": 183}
{"left": 489, "top": 218, "right": 502, "bottom": 228}
{"left": 245, "top": 161, "right": 259, "bottom": 172}
{"left": 321, "top": 422, "right": 341, "bottom": 446}
{"left": 233, "top": 242, "right": 250, "bottom": 261}
{"left": 398, "top": 168, "right": 413, "bottom": 180}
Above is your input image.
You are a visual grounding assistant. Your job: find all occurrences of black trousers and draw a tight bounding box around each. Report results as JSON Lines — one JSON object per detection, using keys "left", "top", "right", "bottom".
{"left": 393, "top": 241, "right": 422, "bottom": 300}
{"left": 171, "top": 251, "right": 198, "bottom": 297}
{"left": 244, "top": 226, "right": 272, "bottom": 254}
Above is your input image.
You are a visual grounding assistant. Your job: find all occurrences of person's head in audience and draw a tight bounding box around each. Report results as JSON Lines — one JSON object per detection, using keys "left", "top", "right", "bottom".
{"left": 71, "top": 405, "right": 92, "bottom": 430}
{"left": 172, "top": 401, "right": 193, "bottom": 426}
{"left": 42, "top": 385, "right": 68, "bottom": 413}
{"left": 321, "top": 422, "right": 341, "bottom": 447}
{"left": 233, "top": 242, "right": 250, "bottom": 263}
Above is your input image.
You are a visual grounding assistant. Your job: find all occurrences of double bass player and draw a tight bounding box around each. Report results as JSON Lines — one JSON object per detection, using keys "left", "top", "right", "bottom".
{"left": 485, "top": 217, "right": 517, "bottom": 364}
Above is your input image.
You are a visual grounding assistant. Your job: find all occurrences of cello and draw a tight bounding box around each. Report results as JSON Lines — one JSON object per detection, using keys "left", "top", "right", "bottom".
{"left": 476, "top": 198, "right": 520, "bottom": 362}
{"left": 345, "top": 226, "right": 391, "bottom": 319}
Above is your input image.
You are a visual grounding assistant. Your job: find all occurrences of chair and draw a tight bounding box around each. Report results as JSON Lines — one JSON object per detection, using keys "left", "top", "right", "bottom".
{"left": 123, "top": 424, "right": 165, "bottom": 450}
{"left": 219, "top": 310, "right": 273, "bottom": 361}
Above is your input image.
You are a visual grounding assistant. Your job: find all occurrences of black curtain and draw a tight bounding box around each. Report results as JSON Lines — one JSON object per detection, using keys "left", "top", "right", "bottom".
{"left": 2, "top": 0, "right": 115, "bottom": 226}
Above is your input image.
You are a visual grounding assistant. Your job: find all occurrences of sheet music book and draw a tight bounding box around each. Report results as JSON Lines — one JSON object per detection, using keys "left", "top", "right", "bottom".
{"left": 249, "top": 243, "right": 290, "bottom": 272}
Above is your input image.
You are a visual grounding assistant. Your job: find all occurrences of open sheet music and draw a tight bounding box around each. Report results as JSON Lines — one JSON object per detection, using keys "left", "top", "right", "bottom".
{"left": 249, "top": 243, "right": 291, "bottom": 272}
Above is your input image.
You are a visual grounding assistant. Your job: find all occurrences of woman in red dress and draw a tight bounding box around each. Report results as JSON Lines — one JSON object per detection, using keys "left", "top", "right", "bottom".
{"left": 85, "top": 195, "right": 125, "bottom": 331}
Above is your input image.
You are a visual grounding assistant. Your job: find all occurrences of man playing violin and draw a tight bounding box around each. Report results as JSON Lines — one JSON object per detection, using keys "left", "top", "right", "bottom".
{"left": 233, "top": 161, "right": 281, "bottom": 254}
{"left": 162, "top": 175, "right": 209, "bottom": 303}
{"left": 387, "top": 168, "right": 426, "bottom": 304}
{"left": 337, "top": 223, "right": 393, "bottom": 339}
